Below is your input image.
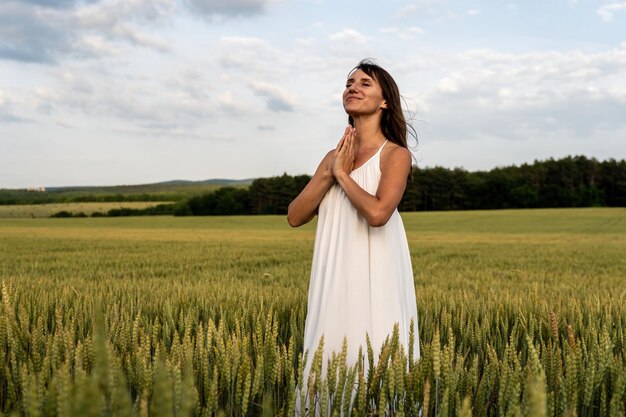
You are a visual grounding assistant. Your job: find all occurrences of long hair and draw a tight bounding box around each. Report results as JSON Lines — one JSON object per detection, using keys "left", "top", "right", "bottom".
{"left": 347, "top": 59, "right": 417, "bottom": 174}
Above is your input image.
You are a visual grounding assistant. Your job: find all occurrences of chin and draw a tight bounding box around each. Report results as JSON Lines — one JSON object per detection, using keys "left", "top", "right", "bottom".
{"left": 343, "top": 105, "right": 359, "bottom": 116}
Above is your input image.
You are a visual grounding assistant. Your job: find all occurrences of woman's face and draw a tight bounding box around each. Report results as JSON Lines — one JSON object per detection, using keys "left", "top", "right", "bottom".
{"left": 342, "top": 69, "right": 387, "bottom": 117}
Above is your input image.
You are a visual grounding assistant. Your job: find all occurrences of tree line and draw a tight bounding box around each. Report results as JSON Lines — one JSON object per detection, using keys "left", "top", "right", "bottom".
{"left": 400, "top": 155, "right": 626, "bottom": 211}
{"left": 0, "top": 192, "right": 177, "bottom": 205}
{"left": 52, "top": 155, "right": 625, "bottom": 218}
{"left": 176, "top": 155, "right": 626, "bottom": 215}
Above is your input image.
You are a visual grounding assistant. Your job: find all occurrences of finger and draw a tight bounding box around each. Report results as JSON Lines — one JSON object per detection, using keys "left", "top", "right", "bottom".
{"left": 336, "top": 138, "right": 344, "bottom": 152}
{"left": 336, "top": 136, "right": 346, "bottom": 154}
{"left": 348, "top": 129, "right": 356, "bottom": 158}
{"left": 336, "top": 126, "right": 350, "bottom": 148}
{"left": 335, "top": 130, "right": 350, "bottom": 152}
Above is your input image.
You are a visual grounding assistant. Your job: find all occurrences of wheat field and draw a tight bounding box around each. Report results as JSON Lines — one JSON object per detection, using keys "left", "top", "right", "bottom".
{"left": 0, "top": 202, "right": 171, "bottom": 219}
{"left": 0, "top": 208, "right": 625, "bottom": 416}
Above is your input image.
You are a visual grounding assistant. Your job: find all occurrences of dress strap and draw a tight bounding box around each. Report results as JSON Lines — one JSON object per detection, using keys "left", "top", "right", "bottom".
{"left": 375, "top": 140, "right": 389, "bottom": 156}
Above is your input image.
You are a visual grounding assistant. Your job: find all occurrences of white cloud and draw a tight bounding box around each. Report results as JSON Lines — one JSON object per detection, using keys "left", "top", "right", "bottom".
{"left": 379, "top": 26, "right": 424, "bottom": 39}
{"left": 0, "top": 2, "right": 71, "bottom": 63}
{"left": 0, "top": 90, "right": 26, "bottom": 122}
{"left": 17, "top": 0, "right": 86, "bottom": 8}
{"left": 597, "top": 2, "right": 626, "bottom": 21}
{"left": 2, "top": 0, "right": 626, "bottom": 186}
{"left": 407, "top": 26, "right": 424, "bottom": 34}
{"left": 71, "top": 35, "right": 122, "bottom": 57}
{"left": 437, "top": 77, "right": 458, "bottom": 94}
{"left": 328, "top": 28, "right": 367, "bottom": 45}
{"left": 0, "top": 0, "right": 172, "bottom": 64}
{"left": 107, "top": 24, "right": 169, "bottom": 51}
{"left": 419, "top": 45, "right": 626, "bottom": 142}
{"left": 216, "top": 91, "right": 249, "bottom": 115}
{"left": 71, "top": 0, "right": 172, "bottom": 50}
{"left": 295, "top": 37, "right": 316, "bottom": 47}
{"left": 23, "top": 63, "right": 224, "bottom": 138}
{"left": 219, "top": 36, "right": 281, "bottom": 68}
{"left": 327, "top": 29, "right": 370, "bottom": 56}
{"left": 248, "top": 80, "right": 297, "bottom": 112}
{"left": 185, "top": 0, "right": 272, "bottom": 18}
{"left": 72, "top": 0, "right": 172, "bottom": 28}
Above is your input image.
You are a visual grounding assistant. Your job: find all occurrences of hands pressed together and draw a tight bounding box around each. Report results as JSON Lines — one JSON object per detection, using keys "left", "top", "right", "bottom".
{"left": 289, "top": 124, "right": 407, "bottom": 227}
{"left": 330, "top": 125, "right": 357, "bottom": 180}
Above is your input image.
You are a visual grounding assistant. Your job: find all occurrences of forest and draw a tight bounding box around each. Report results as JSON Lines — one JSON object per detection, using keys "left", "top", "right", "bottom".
{"left": 23, "top": 155, "right": 625, "bottom": 217}
{"left": 174, "top": 155, "right": 626, "bottom": 216}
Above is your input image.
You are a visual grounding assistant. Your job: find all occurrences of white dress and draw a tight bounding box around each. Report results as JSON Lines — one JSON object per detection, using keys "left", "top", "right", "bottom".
{"left": 296, "top": 140, "right": 420, "bottom": 416}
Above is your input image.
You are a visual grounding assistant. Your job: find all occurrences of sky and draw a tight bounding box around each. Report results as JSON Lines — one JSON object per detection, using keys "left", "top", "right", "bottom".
{"left": 1, "top": 0, "right": 626, "bottom": 188}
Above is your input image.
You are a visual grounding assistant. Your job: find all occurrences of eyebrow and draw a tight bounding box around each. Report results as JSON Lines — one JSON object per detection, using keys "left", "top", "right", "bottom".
{"left": 346, "top": 76, "right": 374, "bottom": 83}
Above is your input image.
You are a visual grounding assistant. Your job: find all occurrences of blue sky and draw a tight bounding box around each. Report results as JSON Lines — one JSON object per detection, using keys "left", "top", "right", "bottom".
{"left": 1, "top": 0, "right": 626, "bottom": 187}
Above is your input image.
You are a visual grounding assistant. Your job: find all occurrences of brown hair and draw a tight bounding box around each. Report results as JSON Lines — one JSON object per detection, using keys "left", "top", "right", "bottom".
{"left": 347, "top": 59, "right": 417, "bottom": 177}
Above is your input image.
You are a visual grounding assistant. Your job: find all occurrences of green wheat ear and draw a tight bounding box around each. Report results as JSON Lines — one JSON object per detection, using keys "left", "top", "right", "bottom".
{"left": 2, "top": 209, "right": 625, "bottom": 416}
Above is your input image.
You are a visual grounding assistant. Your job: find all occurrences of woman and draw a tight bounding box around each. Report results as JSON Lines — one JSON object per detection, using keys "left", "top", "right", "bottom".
{"left": 289, "top": 59, "right": 420, "bottom": 415}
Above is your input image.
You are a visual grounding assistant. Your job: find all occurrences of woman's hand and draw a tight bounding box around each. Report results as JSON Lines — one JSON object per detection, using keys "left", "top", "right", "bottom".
{"left": 332, "top": 125, "right": 356, "bottom": 177}
{"left": 287, "top": 143, "right": 341, "bottom": 227}
{"left": 334, "top": 142, "right": 412, "bottom": 227}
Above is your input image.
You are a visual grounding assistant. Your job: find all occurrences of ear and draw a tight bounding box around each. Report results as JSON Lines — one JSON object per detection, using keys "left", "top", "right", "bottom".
{"left": 381, "top": 100, "right": 388, "bottom": 109}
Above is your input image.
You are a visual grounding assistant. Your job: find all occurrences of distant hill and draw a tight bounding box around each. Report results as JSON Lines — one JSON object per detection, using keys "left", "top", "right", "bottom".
{"left": 0, "top": 178, "right": 255, "bottom": 204}
{"left": 140, "top": 179, "right": 253, "bottom": 187}
{"left": 44, "top": 178, "right": 254, "bottom": 193}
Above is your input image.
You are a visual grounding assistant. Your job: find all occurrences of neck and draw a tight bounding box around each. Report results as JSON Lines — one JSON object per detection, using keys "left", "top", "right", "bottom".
{"left": 351, "top": 113, "right": 386, "bottom": 148}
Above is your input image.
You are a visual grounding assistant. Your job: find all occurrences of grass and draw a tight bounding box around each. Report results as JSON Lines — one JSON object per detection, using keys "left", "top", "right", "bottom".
{"left": 0, "top": 202, "right": 174, "bottom": 218}
{"left": 0, "top": 207, "right": 624, "bottom": 416}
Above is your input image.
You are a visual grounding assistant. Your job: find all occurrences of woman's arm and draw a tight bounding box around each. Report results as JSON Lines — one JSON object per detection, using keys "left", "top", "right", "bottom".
{"left": 287, "top": 126, "right": 355, "bottom": 227}
{"left": 333, "top": 136, "right": 411, "bottom": 227}
{"left": 286, "top": 150, "right": 336, "bottom": 227}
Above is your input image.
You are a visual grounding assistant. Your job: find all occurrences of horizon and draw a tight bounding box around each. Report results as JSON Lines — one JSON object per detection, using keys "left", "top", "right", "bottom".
{"left": 3, "top": 153, "right": 622, "bottom": 190}
{"left": 2, "top": 0, "right": 626, "bottom": 188}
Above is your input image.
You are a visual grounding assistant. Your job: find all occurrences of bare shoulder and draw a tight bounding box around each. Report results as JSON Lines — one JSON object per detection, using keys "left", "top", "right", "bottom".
{"left": 312, "top": 148, "right": 336, "bottom": 175}
{"left": 323, "top": 148, "right": 337, "bottom": 160}
{"left": 381, "top": 141, "right": 412, "bottom": 171}
{"left": 318, "top": 148, "right": 336, "bottom": 166}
